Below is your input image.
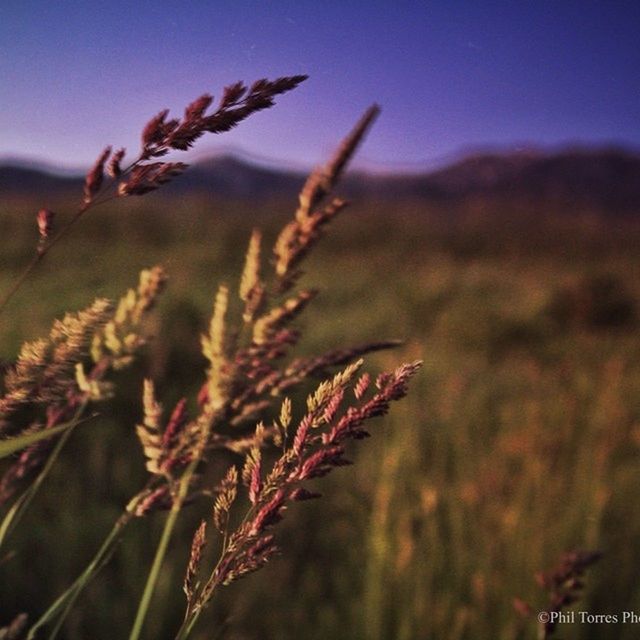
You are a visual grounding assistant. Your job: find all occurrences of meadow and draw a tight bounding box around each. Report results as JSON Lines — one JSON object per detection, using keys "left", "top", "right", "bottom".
{"left": 1, "top": 182, "right": 640, "bottom": 640}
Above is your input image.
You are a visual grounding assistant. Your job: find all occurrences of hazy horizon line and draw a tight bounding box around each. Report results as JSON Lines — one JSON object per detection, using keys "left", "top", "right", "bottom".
{"left": 2, "top": 139, "right": 639, "bottom": 179}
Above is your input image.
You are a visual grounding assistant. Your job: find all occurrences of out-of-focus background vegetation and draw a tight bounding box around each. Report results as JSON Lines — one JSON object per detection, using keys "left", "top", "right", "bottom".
{"left": 2, "top": 147, "right": 640, "bottom": 639}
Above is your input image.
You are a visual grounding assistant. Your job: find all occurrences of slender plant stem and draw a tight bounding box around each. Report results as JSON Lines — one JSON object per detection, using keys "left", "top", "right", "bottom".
{"left": 0, "top": 206, "right": 86, "bottom": 316}
{"left": 0, "top": 401, "right": 90, "bottom": 549}
{"left": 128, "top": 469, "right": 194, "bottom": 640}
{"left": 26, "top": 510, "right": 134, "bottom": 640}
{"left": 0, "top": 254, "right": 41, "bottom": 317}
{"left": 27, "top": 519, "right": 124, "bottom": 640}
{"left": 46, "top": 510, "right": 134, "bottom": 640}
{"left": 0, "top": 154, "right": 140, "bottom": 316}
{"left": 175, "top": 608, "right": 202, "bottom": 640}
{"left": 130, "top": 410, "right": 216, "bottom": 640}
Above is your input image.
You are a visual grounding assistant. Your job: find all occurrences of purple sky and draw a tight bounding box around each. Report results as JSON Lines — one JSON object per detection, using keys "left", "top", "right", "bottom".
{"left": 1, "top": 1, "right": 639, "bottom": 172}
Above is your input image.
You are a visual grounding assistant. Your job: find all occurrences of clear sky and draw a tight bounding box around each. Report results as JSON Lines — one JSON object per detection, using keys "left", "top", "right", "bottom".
{"left": 1, "top": 1, "right": 639, "bottom": 172}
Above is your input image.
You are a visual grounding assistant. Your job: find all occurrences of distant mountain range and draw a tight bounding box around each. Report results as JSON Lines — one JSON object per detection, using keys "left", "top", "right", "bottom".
{"left": 2, "top": 147, "right": 639, "bottom": 214}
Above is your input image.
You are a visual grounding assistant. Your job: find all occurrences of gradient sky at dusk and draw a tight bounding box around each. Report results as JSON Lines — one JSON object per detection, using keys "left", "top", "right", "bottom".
{"left": 1, "top": 1, "right": 639, "bottom": 172}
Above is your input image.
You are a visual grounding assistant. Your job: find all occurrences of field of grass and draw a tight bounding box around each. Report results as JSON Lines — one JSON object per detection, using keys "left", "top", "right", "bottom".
{"left": 2, "top": 192, "right": 640, "bottom": 639}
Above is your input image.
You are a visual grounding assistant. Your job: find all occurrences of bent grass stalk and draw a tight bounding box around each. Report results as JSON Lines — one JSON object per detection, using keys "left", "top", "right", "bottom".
{"left": 27, "top": 508, "right": 139, "bottom": 640}
{"left": 0, "top": 402, "right": 92, "bottom": 549}
{"left": 0, "top": 410, "right": 90, "bottom": 460}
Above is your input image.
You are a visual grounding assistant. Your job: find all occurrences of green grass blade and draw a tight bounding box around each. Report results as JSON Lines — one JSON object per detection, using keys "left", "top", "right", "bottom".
{"left": 0, "top": 419, "right": 80, "bottom": 459}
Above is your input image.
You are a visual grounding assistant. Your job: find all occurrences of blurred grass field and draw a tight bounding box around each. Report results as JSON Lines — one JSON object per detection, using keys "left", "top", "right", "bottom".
{"left": 2, "top": 193, "right": 640, "bottom": 639}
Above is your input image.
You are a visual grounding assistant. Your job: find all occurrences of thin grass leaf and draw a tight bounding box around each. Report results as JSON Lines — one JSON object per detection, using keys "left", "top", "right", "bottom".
{"left": 0, "top": 413, "right": 90, "bottom": 459}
